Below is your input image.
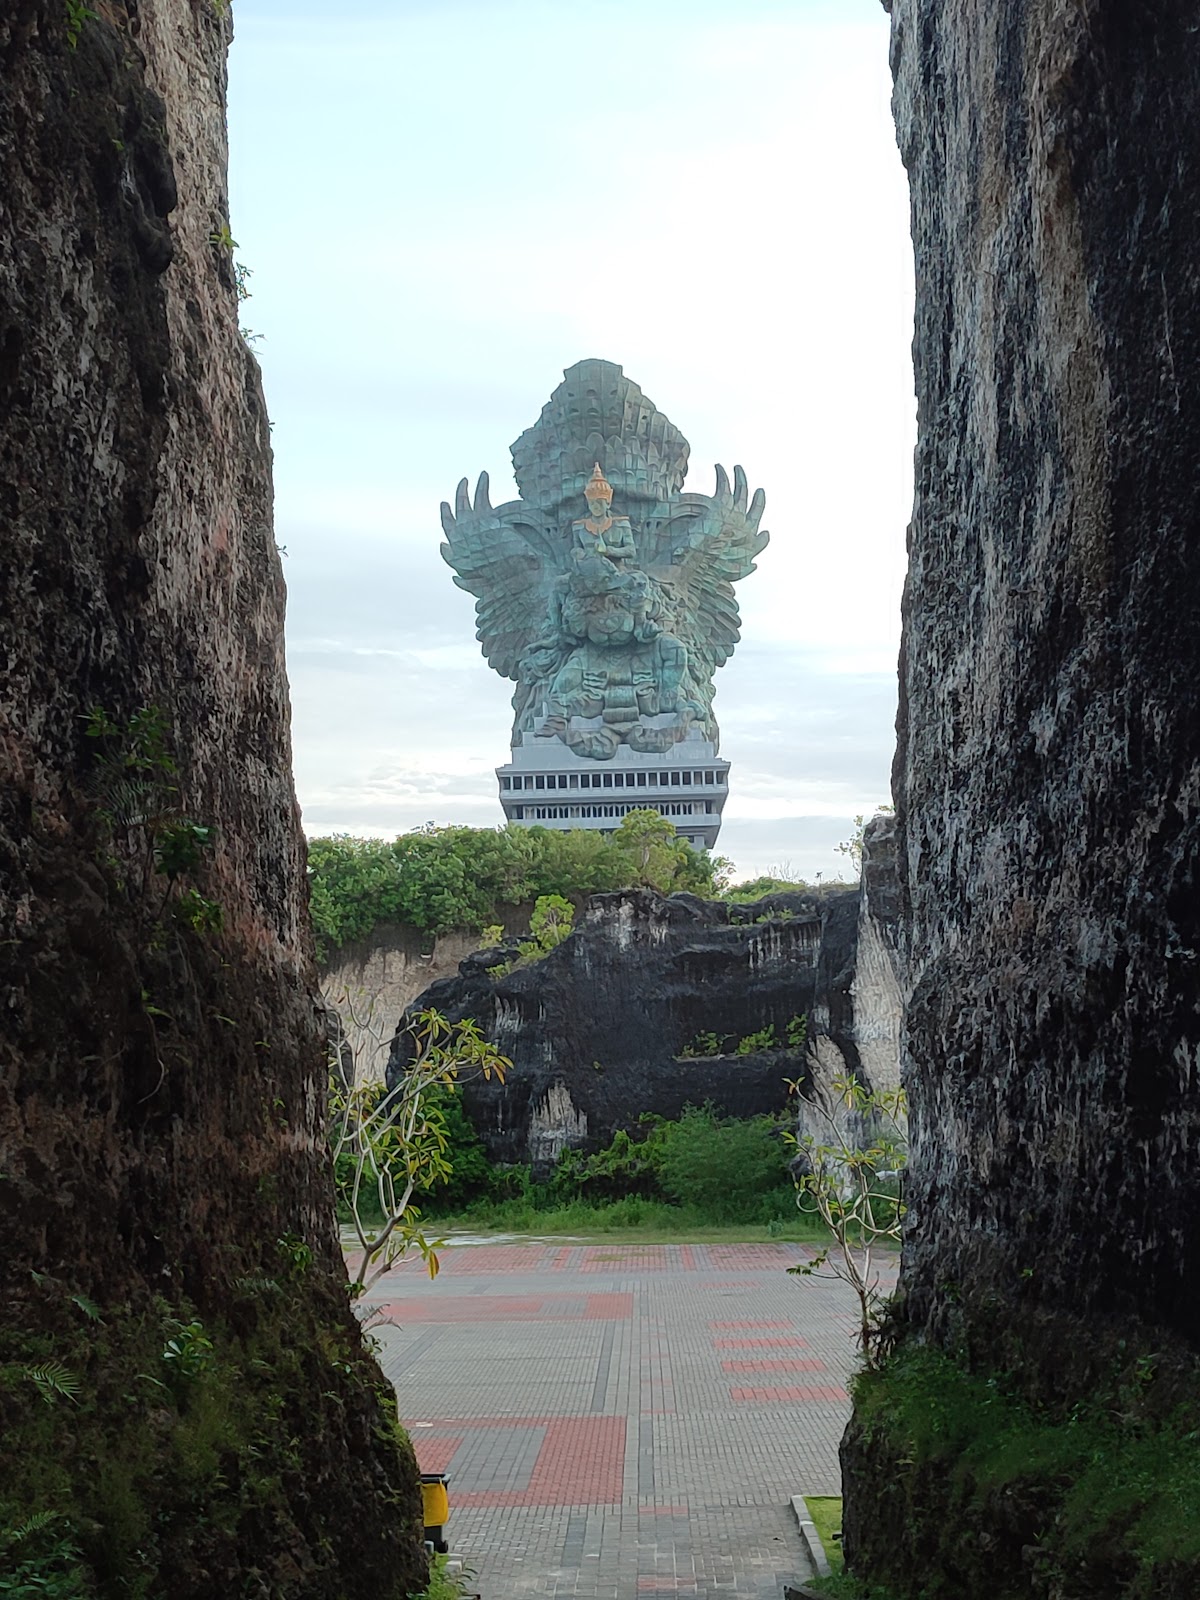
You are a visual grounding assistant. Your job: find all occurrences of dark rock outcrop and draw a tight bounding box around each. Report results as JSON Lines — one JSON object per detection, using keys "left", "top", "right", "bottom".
{"left": 843, "top": 4, "right": 1200, "bottom": 1596}
{"left": 0, "top": 5, "right": 424, "bottom": 1595}
{"left": 393, "top": 886, "right": 867, "bottom": 1168}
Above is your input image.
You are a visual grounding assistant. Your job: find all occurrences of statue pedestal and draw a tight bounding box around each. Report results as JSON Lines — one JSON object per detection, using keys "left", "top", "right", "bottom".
{"left": 495, "top": 735, "right": 729, "bottom": 852}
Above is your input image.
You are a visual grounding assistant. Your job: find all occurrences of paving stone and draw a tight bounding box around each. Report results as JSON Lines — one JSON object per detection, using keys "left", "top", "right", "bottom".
{"left": 360, "top": 1240, "right": 892, "bottom": 1596}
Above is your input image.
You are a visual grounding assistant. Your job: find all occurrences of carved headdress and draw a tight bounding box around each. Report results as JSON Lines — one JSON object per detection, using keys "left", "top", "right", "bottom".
{"left": 510, "top": 359, "right": 689, "bottom": 525}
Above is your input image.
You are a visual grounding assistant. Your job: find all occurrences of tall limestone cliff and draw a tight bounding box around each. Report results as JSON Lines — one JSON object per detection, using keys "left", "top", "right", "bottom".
{"left": 843, "top": 4, "right": 1200, "bottom": 1597}
{"left": 0, "top": 5, "right": 425, "bottom": 1593}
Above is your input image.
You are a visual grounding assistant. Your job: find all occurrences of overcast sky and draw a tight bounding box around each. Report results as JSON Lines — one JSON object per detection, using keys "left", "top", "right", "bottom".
{"left": 227, "top": 0, "right": 913, "bottom": 883}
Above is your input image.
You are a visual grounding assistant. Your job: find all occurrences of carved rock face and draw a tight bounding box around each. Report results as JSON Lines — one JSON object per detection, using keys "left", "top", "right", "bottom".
{"left": 389, "top": 884, "right": 884, "bottom": 1172}
{"left": 842, "top": 4, "right": 1200, "bottom": 1595}
{"left": 0, "top": 5, "right": 425, "bottom": 1593}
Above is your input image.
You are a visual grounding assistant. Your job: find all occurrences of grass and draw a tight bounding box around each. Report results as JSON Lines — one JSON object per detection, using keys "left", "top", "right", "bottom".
{"left": 805, "top": 1496, "right": 844, "bottom": 1571}
{"left": 850, "top": 1342, "right": 1200, "bottom": 1595}
{"left": 423, "top": 1196, "right": 830, "bottom": 1243}
{"left": 805, "top": 1576, "right": 901, "bottom": 1600}
{"left": 415, "top": 1553, "right": 476, "bottom": 1599}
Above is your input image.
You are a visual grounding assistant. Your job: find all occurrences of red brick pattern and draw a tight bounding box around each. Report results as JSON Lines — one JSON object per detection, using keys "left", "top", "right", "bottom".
{"left": 379, "top": 1293, "right": 632, "bottom": 1323}
{"left": 707, "top": 1320, "right": 792, "bottom": 1329}
{"left": 721, "top": 1358, "right": 825, "bottom": 1373}
{"left": 410, "top": 1434, "right": 463, "bottom": 1473}
{"left": 706, "top": 1244, "right": 807, "bottom": 1268}
{"left": 729, "top": 1384, "right": 848, "bottom": 1403}
{"left": 584, "top": 1292, "right": 635, "bottom": 1319}
{"left": 581, "top": 1246, "right": 671, "bottom": 1272}
{"left": 405, "top": 1416, "right": 626, "bottom": 1507}
{"left": 712, "top": 1336, "right": 809, "bottom": 1349}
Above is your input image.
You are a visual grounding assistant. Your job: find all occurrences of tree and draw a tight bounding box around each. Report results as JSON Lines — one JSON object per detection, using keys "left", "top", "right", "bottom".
{"left": 612, "top": 808, "right": 685, "bottom": 890}
{"left": 834, "top": 804, "right": 895, "bottom": 876}
{"left": 527, "top": 893, "right": 574, "bottom": 950}
{"left": 329, "top": 1009, "right": 509, "bottom": 1292}
{"left": 786, "top": 1073, "right": 907, "bottom": 1367}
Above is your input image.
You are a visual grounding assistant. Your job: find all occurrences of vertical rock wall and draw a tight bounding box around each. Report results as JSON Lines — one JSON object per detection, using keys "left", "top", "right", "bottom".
{"left": 843, "top": 3, "right": 1200, "bottom": 1595}
{"left": 0, "top": 4, "right": 424, "bottom": 1594}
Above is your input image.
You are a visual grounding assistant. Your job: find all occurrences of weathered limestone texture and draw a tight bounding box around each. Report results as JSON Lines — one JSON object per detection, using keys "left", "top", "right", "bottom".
{"left": 390, "top": 884, "right": 895, "bottom": 1170}
{"left": 843, "top": 4, "right": 1200, "bottom": 1596}
{"left": 797, "top": 816, "right": 905, "bottom": 1152}
{"left": 322, "top": 925, "right": 498, "bottom": 1085}
{"left": 0, "top": 4, "right": 424, "bottom": 1594}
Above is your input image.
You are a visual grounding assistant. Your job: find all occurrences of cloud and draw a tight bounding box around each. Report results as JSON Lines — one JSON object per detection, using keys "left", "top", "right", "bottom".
{"left": 230, "top": 0, "right": 912, "bottom": 883}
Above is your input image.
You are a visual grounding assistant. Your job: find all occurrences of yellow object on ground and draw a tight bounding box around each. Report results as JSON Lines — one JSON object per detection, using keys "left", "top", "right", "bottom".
{"left": 421, "top": 1474, "right": 450, "bottom": 1552}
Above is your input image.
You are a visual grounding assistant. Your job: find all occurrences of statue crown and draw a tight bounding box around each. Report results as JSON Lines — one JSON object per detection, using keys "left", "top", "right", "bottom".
{"left": 586, "top": 463, "right": 614, "bottom": 504}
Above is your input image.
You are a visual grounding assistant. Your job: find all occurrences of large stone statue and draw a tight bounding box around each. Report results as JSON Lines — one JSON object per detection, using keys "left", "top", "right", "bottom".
{"left": 440, "top": 360, "right": 768, "bottom": 761}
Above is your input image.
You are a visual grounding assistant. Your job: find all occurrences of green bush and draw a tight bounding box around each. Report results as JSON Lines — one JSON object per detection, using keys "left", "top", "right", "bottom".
{"left": 552, "top": 1127, "right": 667, "bottom": 1203}
{"left": 308, "top": 823, "right": 730, "bottom": 959}
{"left": 654, "top": 1106, "right": 795, "bottom": 1221}
{"left": 418, "top": 1085, "right": 495, "bottom": 1209}
{"left": 423, "top": 1104, "right": 798, "bottom": 1229}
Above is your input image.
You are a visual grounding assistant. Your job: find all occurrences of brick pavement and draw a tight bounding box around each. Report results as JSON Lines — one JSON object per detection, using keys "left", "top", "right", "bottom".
{"left": 362, "top": 1240, "right": 886, "bottom": 1598}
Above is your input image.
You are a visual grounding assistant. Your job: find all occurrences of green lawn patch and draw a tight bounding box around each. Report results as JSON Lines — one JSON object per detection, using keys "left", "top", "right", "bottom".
{"left": 804, "top": 1576, "right": 901, "bottom": 1600}
{"left": 804, "top": 1496, "right": 844, "bottom": 1571}
{"left": 425, "top": 1210, "right": 828, "bottom": 1245}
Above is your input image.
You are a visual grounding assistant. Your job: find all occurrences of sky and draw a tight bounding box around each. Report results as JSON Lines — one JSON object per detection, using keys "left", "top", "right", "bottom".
{"left": 226, "top": 0, "right": 913, "bottom": 883}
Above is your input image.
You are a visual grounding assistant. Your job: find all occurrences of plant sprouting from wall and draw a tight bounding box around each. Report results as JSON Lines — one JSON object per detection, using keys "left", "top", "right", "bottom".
{"left": 786, "top": 1073, "right": 906, "bottom": 1366}
{"left": 64, "top": 1, "right": 97, "bottom": 49}
{"left": 330, "top": 1009, "right": 509, "bottom": 1292}
{"left": 83, "top": 705, "right": 220, "bottom": 935}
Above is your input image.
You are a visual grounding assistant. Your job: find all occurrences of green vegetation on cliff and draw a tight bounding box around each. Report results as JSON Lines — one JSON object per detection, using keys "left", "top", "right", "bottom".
{"left": 0, "top": 1272, "right": 421, "bottom": 1599}
{"left": 417, "top": 1104, "right": 807, "bottom": 1232}
{"left": 845, "top": 1342, "right": 1200, "bottom": 1600}
{"left": 308, "top": 816, "right": 729, "bottom": 955}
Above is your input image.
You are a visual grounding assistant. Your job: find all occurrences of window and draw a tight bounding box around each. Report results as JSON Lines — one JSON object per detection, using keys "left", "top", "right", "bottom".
{"left": 637, "top": 772, "right": 646, "bottom": 786}
{"left": 716, "top": 771, "right": 725, "bottom": 785}
{"left": 514, "top": 805, "right": 524, "bottom": 819}
{"left": 535, "top": 776, "right": 545, "bottom": 790}
{"left": 682, "top": 771, "right": 692, "bottom": 785}
{"left": 704, "top": 771, "right": 714, "bottom": 785}
{"left": 670, "top": 771, "right": 680, "bottom": 786}
{"left": 569, "top": 774, "right": 578, "bottom": 788}
{"left": 603, "top": 773, "right": 613, "bottom": 788}
{"left": 559, "top": 775, "right": 567, "bottom": 789}
{"left": 615, "top": 773, "right": 624, "bottom": 787}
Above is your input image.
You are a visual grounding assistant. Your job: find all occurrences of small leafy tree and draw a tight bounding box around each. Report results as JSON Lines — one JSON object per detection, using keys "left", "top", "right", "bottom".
{"left": 786, "top": 1073, "right": 907, "bottom": 1366}
{"left": 834, "top": 804, "right": 895, "bottom": 876}
{"left": 496, "top": 893, "right": 576, "bottom": 973}
{"left": 612, "top": 808, "right": 680, "bottom": 889}
{"left": 527, "top": 893, "right": 574, "bottom": 950}
{"left": 329, "top": 1009, "right": 509, "bottom": 1292}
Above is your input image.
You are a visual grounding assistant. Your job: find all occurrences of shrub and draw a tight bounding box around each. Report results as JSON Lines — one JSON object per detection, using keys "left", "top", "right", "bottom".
{"left": 654, "top": 1106, "right": 795, "bottom": 1221}
{"left": 309, "top": 824, "right": 730, "bottom": 958}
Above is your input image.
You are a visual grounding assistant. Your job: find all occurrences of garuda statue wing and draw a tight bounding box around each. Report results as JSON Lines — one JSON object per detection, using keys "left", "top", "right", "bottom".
{"left": 439, "top": 472, "right": 561, "bottom": 681}
{"left": 650, "top": 463, "right": 768, "bottom": 679}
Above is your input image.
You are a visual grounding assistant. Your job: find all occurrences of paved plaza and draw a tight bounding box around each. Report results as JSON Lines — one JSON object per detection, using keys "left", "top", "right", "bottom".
{"left": 362, "top": 1239, "right": 876, "bottom": 1598}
